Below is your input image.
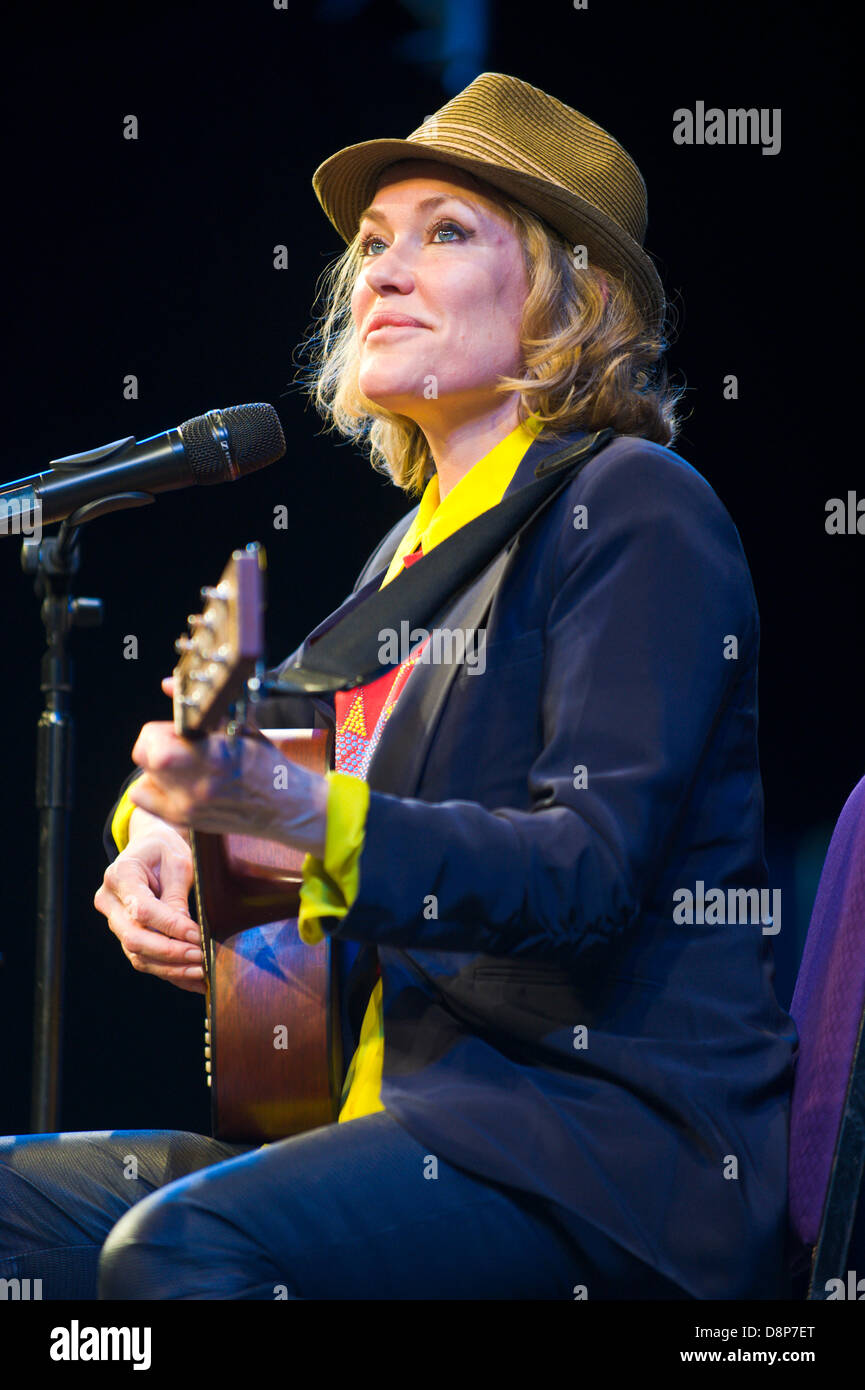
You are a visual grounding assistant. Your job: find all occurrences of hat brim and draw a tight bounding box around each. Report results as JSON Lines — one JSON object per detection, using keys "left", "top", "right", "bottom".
{"left": 312, "top": 137, "right": 666, "bottom": 332}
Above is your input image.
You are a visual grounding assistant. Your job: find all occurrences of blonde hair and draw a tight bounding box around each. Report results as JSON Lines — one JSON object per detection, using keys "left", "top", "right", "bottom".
{"left": 297, "top": 183, "right": 687, "bottom": 496}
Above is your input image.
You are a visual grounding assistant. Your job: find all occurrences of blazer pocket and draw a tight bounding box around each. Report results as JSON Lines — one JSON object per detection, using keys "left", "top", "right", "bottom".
{"left": 608, "top": 974, "right": 665, "bottom": 993}
{"left": 472, "top": 962, "right": 572, "bottom": 984}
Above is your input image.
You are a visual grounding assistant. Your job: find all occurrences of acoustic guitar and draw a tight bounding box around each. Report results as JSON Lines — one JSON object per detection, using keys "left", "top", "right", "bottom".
{"left": 172, "top": 542, "right": 343, "bottom": 1144}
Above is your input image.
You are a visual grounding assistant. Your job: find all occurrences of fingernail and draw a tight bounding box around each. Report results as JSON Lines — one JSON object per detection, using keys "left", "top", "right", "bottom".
{"left": 184, "top": 947, "right": 201, "bottom": 961}
{"left": 185, "top": 966, "right": 204, "bottom": 978}
{"left": 185, "top": 929, "right": 200, "bottom": 945}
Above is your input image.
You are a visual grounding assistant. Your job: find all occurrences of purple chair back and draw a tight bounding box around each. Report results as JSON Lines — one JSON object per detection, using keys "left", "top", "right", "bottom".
{"left": 789, "top": 775, "right": 865, "bottom": 1251}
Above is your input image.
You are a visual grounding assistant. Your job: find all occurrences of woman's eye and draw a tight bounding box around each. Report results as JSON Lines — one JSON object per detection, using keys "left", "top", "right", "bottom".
{"left": 359, "top": 233, "right": 386, "bottom": 257}
{"left": 430, "top": 220, "right": 466, "bottom": 243}
{"left": 358, "top": 220, "right": 469, "bottom": 257}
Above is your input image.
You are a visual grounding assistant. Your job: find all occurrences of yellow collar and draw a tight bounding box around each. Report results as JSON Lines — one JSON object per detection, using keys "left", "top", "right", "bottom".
{"left": 381, "top": 413, "right": 543, "bottom": 588}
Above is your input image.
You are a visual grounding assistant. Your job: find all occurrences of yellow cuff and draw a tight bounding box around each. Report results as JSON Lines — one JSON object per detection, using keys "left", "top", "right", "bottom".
{"left": 110, "top": 780, "right": 142, "bottom": 854}
{"left": 297, "top": 771, "right": 370, "bottom": 946}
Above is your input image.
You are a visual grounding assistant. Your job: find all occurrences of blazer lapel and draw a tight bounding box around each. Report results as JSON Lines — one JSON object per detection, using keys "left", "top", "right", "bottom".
{"left": 366, "top": 425, "right": 589, "bottom": 797}
{"left": 365, "top": 545, "right": 512, "bottom": 797}
{"left": 501, "top": 424, "right": 590, "bottom": 500}
{"left": 282, "top": 508, "right": 420, "bottom": 665}
{"left": 295, "top": 570, "right": 389, "bottom": 653}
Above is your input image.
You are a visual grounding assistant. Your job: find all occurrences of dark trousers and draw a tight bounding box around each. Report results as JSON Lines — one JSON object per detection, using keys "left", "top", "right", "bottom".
{"left": 0, "top": 1111, "right": 687, "bottom": 1300}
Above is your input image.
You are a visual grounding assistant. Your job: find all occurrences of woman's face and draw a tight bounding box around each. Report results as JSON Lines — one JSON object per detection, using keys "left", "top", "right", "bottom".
{"left": 350, "top": 160, "right": 529, "bottom": 426}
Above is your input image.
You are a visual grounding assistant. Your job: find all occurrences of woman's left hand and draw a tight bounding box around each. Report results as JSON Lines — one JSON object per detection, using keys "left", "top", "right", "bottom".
{"left": 127, "top": 722, "right": 329, "bottom": 858}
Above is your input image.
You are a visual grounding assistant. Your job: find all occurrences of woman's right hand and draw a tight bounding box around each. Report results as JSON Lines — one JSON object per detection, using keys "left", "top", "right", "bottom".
{"left": 93, "top": 824, "right": 205, "bottom": 994}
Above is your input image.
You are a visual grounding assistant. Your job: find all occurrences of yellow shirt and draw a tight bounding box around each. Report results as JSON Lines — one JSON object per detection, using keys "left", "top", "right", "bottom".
{"left": 111, "top": 412, "right": 544, "bottom": 1124}
{"left": 298, "top": 411, "right": 544, "bottom": 1120}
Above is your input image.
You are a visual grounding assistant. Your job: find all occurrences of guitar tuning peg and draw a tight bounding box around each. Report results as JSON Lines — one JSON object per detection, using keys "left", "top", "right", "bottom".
{"left": 187, "top": 613, "right": 216, "bottom": 631}
{"left": 174, "top": 636, "right": 195, "bottom": 654}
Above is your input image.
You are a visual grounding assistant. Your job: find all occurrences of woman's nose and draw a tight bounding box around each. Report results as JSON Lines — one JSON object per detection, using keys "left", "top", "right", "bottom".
{"left": 361, "top": 242, "right": 416, "bottom": 295}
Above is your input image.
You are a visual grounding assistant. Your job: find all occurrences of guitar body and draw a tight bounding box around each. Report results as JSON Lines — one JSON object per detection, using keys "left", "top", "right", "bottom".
{"left": 173, "top": 546, "right": 343, "bottom": 1144}
{"left": 191, "top": 728, "right": 342, "bottom": 1144}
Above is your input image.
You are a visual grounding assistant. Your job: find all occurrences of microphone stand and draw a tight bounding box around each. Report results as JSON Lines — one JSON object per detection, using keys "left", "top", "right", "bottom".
{"left": 21, "top": 491, "right": 153, "bottom": 1132}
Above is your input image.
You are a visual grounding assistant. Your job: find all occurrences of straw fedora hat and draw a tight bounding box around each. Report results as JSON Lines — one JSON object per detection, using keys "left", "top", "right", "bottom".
{"left": 312, "top": 71, "right": 666, "bottom": 333}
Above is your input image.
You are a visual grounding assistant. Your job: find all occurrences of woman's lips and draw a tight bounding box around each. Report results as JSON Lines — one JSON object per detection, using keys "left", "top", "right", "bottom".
{"left": 366, "top": 325, "right": 423, "bottom": 342}
{"left": 363, "top": 315, "right": 428, "bottom": 341}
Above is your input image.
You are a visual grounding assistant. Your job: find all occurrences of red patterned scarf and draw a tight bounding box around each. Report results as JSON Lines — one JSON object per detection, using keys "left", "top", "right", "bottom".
{"left": 334, "top": 546, "right": 428, "bottom": 779}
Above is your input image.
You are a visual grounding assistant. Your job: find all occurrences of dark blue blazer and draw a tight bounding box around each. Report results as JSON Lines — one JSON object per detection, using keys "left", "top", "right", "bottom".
{"left": 256, "top": 424, "right": 798, "bottom": 1299}
{"left": 107, "top": 425, "right": 798, "bottom": 1298}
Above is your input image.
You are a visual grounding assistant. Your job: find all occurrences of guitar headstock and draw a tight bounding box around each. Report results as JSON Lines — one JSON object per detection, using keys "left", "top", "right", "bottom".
{"left": 173, "top": 543, "right": 266, "bottom": 737}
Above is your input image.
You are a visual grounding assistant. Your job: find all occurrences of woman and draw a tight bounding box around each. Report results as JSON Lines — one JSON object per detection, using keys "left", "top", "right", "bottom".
{"left": 0, "top": 72, "right": 796, "bottom": 1300}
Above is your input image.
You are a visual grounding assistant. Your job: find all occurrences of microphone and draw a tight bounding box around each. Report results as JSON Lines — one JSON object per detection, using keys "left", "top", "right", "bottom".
{"left": 0, "top": 403, "right": 286, "bottom": 531}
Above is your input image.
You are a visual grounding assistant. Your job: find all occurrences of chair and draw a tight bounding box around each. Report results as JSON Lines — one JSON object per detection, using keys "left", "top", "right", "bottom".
{"left": 788, "top": 775, "right": 865, "bottom": 1299}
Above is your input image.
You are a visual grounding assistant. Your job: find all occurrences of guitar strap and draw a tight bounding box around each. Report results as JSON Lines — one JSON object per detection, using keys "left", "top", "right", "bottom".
{"left": 274, "top": 427, "right": 617, "bottom": 695}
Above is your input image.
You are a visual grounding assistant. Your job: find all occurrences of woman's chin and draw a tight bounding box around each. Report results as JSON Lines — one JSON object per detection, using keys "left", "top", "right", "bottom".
{"left": 357, "top": 378, "right": 424, "bottom": 413}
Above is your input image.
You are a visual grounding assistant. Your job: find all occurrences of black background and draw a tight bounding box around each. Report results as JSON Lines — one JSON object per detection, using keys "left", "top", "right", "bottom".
{"left": 0, "top": 0, "right": 858, "bottom": 1136}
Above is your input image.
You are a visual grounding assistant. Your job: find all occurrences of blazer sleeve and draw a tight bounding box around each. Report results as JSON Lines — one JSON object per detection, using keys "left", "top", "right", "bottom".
{"left": 314, "top": 443, "right": 761, "bottom": 962}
